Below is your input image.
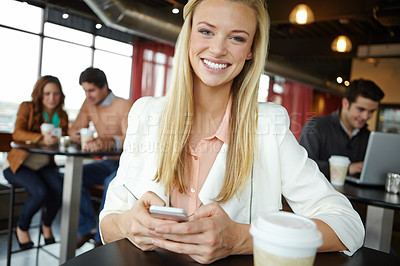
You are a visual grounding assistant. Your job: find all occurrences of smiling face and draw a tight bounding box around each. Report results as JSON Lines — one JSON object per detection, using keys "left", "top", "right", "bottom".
{"left": 42, "top": 82, "right": 62, "bottom": 112}
{"left": 189, "top": 0, "right": 256, "bottom": 91}
{"left": 81, "top": 82, "right": 109, "bottom": 105}
{"left": 341, "top": 95, "right": 379, "bottom": 133}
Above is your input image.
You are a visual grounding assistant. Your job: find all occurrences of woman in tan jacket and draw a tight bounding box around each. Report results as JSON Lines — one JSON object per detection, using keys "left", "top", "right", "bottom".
{"left": 3, "top": 75, "right": 68, "bottom": 250}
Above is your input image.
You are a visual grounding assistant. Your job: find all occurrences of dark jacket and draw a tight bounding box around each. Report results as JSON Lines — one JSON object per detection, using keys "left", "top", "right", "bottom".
{"left": 298, "top": 109, "right": 370, "bottom": 178}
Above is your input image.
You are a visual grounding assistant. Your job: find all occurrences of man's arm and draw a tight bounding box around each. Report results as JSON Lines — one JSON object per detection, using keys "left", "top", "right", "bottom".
{"left": 68, "top": 101, "right": 90, "bottom": 143}
{"left": 114, "top": 100, "right": 133, "bottom": 148}
{"left": 85, "top": 99, "right": 133, "bottom": 151}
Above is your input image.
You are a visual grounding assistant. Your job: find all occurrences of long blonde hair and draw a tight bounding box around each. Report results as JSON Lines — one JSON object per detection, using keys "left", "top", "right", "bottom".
{"left": 155, "top": 0, "right": 270, "bottom": 203}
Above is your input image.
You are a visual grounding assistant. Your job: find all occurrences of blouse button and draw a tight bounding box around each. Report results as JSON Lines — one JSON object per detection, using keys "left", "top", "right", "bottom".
{"left": 191, "top": 188, "right": 196, "bottom": 193}
{"left": 194, "top": 156, "right": 198, "bottom": 160}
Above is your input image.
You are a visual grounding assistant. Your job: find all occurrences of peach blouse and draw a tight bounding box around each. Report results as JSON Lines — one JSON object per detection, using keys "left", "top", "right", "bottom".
{"left": 170, "top": 97, "right": 232, "bottom": 217}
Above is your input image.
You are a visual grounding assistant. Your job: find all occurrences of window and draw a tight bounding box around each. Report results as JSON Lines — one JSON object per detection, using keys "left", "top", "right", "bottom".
{"left": 41, "top": 37, "right": 93, "bottom": 118}
{"left": 0, "top": 1, "right": 134, "bottom": 131}
{"left": 258, "top": 74, "right": 270, "bottom": 102}
{"left": 94, "top": 50, "right": 132, "bottom": 100}
{"left": 94, "top": 36, "right": 133, "bottom": 100}
{"left": 0, "top": 0, "right": 43, "bottom": 34}
{"left": 95, "top": 36, "right": 133, "bottom": 56}
{"left": 0, "top": 28, "right": 41, "bottom": 104}
{"left": 44, "top": 22, "right": 93, "bottom": 46}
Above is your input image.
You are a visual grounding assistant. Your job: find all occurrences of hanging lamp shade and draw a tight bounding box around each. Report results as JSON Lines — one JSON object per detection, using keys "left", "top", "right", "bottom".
{"left": 289, "top": 4, "right": 315, "bottom": 25}
{"left": 331, "top": 35, "right": 352, "bottom": 52}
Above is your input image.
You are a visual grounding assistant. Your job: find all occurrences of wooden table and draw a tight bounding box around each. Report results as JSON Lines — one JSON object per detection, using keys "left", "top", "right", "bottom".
{"left": 61, "top": 238, "right": 400, "bottom": 266}
{"left": 335, "top": 182, "right": 400, "bottom": 253}
{"left": 11, "top": 141, "right": 121, "bottom": 264}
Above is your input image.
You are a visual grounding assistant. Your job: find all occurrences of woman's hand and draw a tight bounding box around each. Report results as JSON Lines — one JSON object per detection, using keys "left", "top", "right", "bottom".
{"left": 41, "top": 132, "right": 58, "bottom": 145}
{"left": 109, "top": 191, "right": 177, "bottom": 251}
{"left": 149, "top": 203, "right": 252, "bottom": 264}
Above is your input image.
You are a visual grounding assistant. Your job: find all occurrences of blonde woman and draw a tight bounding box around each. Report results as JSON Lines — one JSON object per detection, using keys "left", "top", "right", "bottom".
{"left": 100, "top": 0, "right": 364, "bottom": 263}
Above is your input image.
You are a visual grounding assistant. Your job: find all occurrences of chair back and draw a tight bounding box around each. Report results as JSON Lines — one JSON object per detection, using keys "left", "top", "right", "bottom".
{"left": 0, "top": 133, "right": 12, "bottom": 152}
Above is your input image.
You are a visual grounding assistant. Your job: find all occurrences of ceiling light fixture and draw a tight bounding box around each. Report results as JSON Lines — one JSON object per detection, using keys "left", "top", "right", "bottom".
{"left": 331, "top": 35, "right": 352, "bottom": 53}
{"left": 95, "top": 23, "right": 102, "bottom": 29}
{"left": 172, "top": 7, "right": 179, "bottom": 14}
{"left": 62, "top": 13, "right": 69, "bottom": 19}
{"left": 336, "top": 77, "right": 343, "bottom": 84}
{"left": 289, "top": 4, "right": 315, "bottom": 25}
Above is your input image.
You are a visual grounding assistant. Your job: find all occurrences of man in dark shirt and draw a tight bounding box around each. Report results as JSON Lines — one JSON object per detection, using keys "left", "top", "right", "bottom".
{"left": 299, "top": 79, "right": 384, "bottom": 179}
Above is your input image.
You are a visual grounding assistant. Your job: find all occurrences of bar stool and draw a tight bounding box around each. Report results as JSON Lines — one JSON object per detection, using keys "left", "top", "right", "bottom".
{"left": 2, "top": 181, "right": 58, "bottom": 266}
{"left": 0, "top": 135, "right": 54, "bottom": 264}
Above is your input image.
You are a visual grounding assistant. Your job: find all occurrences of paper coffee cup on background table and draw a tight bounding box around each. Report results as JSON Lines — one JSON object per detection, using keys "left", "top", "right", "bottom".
{"left": 250, "top": 211, "right": 322, "bottom": 266}
{"left": 40, "top": 123, "right": 55, "bottom": 135}
{"left": 329, "top": 155, "right": 351, "bottom": 186}
{"left": 80, "top": 128, "right": 94, "bottom": 150}
{"left": 51, "top": 127, "right": 62, "bottom": 138}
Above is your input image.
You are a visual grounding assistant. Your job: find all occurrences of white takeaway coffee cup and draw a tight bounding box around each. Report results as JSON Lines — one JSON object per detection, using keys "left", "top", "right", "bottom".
{"left": 80, "top": 128, "right": 94, "bottom": 150}
{"left": 40, "top": 123, "right": 55, "bottom": 135}
{"left": 249, "top": 211, "right": 322, "bottom": 266}
{"left": 329, "top": 155, "right": 351, "bottom": 186}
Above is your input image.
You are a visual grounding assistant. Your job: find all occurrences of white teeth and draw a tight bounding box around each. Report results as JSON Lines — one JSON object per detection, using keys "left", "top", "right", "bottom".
{"left": 203, "top": 59, "right": 228, "bottom": 70}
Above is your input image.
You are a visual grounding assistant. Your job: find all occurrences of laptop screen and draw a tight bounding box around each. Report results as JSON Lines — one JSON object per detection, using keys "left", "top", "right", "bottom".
{"left": 354, "top": 132, "right": 400, "bottom": 186}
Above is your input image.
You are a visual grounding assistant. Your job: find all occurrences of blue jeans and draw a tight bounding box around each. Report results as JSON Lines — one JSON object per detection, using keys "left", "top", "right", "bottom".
{"left": 3, "top": 165, "right": 63, "bottom": 231}
{"left": 78, "top": 159, "right": 118, "bottom": 237}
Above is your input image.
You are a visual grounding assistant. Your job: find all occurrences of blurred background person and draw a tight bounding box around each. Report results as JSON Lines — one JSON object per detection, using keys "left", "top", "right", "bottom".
{"left": 68, "top": 67, "right": 132, "bottom": 248}
{"left": 299, "top": 79, "right": 384, "bottom": 179}
{"left": 3, "top": 75, "right": 68, "bottom": 249}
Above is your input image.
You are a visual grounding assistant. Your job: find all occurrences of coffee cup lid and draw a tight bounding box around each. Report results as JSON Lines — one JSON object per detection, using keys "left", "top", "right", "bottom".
{"left": 250, "top": 211, "right": 322, "bottom": 248}
{"left": 328, "top": 155, "right": 350, "bottom": 166}
{"left": 40, "top": 123, "right": 54, "bottom": 129}
{"left": 80, "top": 128, "right": 94, "bottom": 135}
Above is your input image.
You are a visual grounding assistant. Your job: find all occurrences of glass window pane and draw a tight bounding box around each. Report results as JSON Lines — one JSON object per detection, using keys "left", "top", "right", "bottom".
{"left": 0, "top": 27, "right": 41, "bottom": 104}
{"left": 94, "top": 50, "right": 132, "bottom": 100}
{"left": 0, "top": 27, "right": 41, "bottom": 132}
{"left": 41, "top": 38, "right": 93, "bottom": 119}
{"left": 258, "top": 74, "right": 270, "bottom": 102}
{"left": 273, "top": 83, "right": 284, "bottom": 94}
{"left": 95, "top": 36, "right": 133, "bottom": 56}
{"left": 0, "top": 0, "right": 43, "bottom": 33}
{"left": 143, "top": 49, "right": 154, "bottom": 61}
{"left": 154, "top": 64, "right": 165, "bottom": 97}
{"left": 155, "top": 52, "right": 166, "bottom": 64}
{"left": 44, "top": 22, "right": 93, "bottom": 46}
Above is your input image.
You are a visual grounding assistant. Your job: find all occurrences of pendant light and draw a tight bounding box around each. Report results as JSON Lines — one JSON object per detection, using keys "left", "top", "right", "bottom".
{"left": 331, "top": 35, "right": 352, "bottom": 52}
{"left": 289, "top": 4, "right": 315, "bottom": 25}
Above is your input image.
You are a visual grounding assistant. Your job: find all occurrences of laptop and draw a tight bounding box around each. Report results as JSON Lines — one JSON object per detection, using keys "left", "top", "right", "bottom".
{"left": 346, "top": 131, "right": 400, "bottom": 186}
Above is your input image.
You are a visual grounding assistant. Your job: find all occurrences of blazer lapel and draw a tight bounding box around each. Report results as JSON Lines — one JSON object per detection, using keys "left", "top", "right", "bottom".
{"left": 198, "top": 143, "right": 252, "bottom": 223}
{"left": 198, "top": 144, "right": 228, "bottom": 205}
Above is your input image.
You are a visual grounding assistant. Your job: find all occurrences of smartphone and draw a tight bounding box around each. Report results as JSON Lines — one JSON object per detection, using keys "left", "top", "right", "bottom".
{"left": 149, "top": 206, "right": 188, "bottom": 222}
{"left": 51, "top": 127, "right": 62, "bottom": 138}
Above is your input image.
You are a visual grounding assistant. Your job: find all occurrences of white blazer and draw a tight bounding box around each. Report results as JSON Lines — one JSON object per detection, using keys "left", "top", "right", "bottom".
{"left": 100, "top": 97, "right": 365, "bottom": 255}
